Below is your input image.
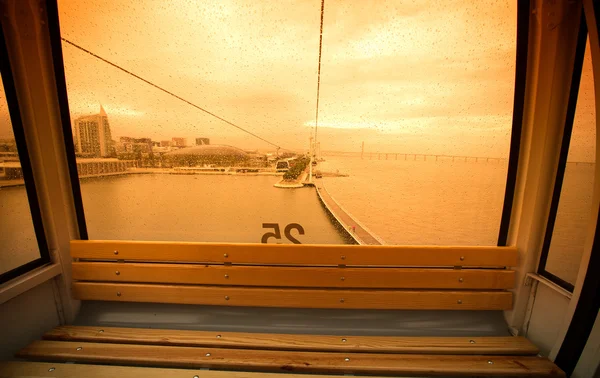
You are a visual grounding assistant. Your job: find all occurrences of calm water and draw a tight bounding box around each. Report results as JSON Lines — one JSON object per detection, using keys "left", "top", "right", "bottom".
{"left": 320, "top": 156, "right": 594, "bottom": 284}
{"left": 1, "top": 159, "right": 595, "bottom": 285}
{"left": 0, "top": 185, "right": 39, "bottom": 275}
{"left": 80, "top": 174, "right": 347, "bottom": 245}
{"left": 321, "top": 156, "right": 508, "bottom": 246}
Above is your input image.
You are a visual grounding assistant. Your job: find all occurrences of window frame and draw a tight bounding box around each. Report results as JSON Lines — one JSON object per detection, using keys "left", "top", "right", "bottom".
{"left": 50, "top": 0, "right": 529, "bottom": 247}
{"left": 46, "top": 0, "right": 88, "bottom": 240}
{"left": 536, "top": 13, "right": 589, "bottom": 293}
{"left": 497, "top": 0, "right": 531, "bottom": 246}
{"left": 0, "top": 23, "right": 51, "bottom": 284}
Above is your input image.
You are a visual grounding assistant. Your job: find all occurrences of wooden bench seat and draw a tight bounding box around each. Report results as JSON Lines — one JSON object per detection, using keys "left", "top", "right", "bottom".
{"left": 11, "top": 326, "right": 565, "bottom": 377}
{"left": 69, "top": 241, "right": 518, "bottom": 310}
{"left": 42, "top": 326, "right": 540, "bottom": 355}
{"left": 6, "top": 240, "right": 561, "bottom": 376}
{"left": 4, "top": 361, "right": 564, "bottom": 378}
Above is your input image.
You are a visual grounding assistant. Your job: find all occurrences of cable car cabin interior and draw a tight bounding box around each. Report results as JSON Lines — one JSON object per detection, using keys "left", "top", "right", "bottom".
{"left": 1, "top": 0, "right": 600, "bottom": 377}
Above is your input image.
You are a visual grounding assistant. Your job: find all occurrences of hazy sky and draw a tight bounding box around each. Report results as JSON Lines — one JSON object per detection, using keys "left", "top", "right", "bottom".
{"left": 0, "top": 1, "right": 596, "bottom": 159}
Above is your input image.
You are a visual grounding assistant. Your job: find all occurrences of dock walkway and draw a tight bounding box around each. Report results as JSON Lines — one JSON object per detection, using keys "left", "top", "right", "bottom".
{"left": 313, "top": 177, "right": 383, "bottom": 245}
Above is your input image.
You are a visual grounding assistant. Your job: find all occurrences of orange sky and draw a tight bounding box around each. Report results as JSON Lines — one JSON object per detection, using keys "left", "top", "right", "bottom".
{"left": 0, "top": 1, "right": 596, "bottom": 159}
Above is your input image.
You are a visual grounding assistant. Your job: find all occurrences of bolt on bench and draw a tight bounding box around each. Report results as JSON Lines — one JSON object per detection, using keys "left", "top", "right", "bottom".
{"left": 4, "top": 240, "right": 565, "bottom": 377}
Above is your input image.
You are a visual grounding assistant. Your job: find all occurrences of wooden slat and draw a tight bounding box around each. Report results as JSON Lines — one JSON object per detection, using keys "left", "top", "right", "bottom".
{"left": 72, "top": 282, "right": 513, "bottom": 310}
{"left": 72, "top": 262, "right": 515, "bottom": 289}
{"left": 16, "top": 341, "right": 565, "bottom": 377}
{"left": 70, "top": 240, "right": 518, "bottom": 267}
{"left": 44, "top": 326, "right": 539, "bottom": 355}
{"left": 0, "top": 362, "right": 393, "bottom": 378}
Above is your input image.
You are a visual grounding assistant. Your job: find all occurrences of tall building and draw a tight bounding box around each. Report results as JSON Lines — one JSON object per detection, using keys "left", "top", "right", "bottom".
{"left": 73, "top": 105, "right": 113, "bottom": 157}
{"left": 172, "top": 137, "right": 187, "bottom": 147}
{"left": 195, "top": 138, "right": 210, "bottom": 146}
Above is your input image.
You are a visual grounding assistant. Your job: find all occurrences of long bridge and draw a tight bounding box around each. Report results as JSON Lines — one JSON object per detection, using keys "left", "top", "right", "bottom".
{"left": 324, "top": 150, "right": 594, "bottom": 165}
{"left": 362, "top": 152, "right": 507, "bottom": 163}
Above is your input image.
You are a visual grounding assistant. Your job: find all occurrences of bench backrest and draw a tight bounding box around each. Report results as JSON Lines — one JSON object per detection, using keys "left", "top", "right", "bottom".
{"left": 70, "top": 240, "right": 517, "bottom": 310}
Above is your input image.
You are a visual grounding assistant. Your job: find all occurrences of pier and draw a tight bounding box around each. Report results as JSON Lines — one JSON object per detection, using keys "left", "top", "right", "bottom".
{"left": 76, "top": 158, "right": 137, "bottom": 178}
{"left": 313, "top": 177, "right": 383, "bottom": 245}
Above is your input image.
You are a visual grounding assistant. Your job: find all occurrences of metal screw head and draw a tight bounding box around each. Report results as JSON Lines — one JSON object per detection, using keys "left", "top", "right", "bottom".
{"left": 115, "top": 271, "right": 120, "bottom": 275}
{"left": 205, "top": 353, "right": 211, "bottom": 357}
{"left": 487, "top": 360, "right": 494, "bottom": 365}
{"left": 340, "top": 298, "right": 345, "bottom": 303}
{"left": 469, "top": 340, "right": 475, "bottom": 344}
{"left": 216, "top": 335, "right": 222, "bottom": 338}
{"left": 225, "top": 296, "right": 230, "bottom": 300}
{"left": 458, "top": 277, "right": 463, "bottom": 283}
{"left": 457, "top": 299, "right": 462, "bottom": 304}
{"left": 114, "top": 250, "right": 118, "bottom": 255}
{"left": 340, "top": 276, "right": 345, "bottom": 281}
{"left": 344, "top": 357, "right": 350, "bottom": 362}
{"left": 341, "top": 338, "right": 347, "bottom": 342}
{"left": 223, "top": 253, "right": 228, "bottom": 258}
{"left": 117, "top": 292, "right": 121, "bottom": 297}
{"left": 48, "top": 367, "right": 56, "bottom": 372}
{"left": 76, "top": 347, "right": 82, "bottom": 351}
{"left": 98, "top": 330, "right": 104, "bottom": 333}
{"left": 459, "top": 256, "right": 465, "bottom": 261}
{"left": 224, "top": 274, "right": 229, "bottom": 279}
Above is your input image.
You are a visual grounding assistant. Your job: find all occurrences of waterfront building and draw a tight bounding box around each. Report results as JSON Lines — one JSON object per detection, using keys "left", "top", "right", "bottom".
{"left": 171, "top": 137, "right": 187, "bottom": 147}
{"left": 163, "top": 144, "right": 251, "bottom": 167}
{"left": 73, "top": 105, "right": 114, "bottom": 157}
{"left": 75, "top": 158, "right": 137, "bottom": 176}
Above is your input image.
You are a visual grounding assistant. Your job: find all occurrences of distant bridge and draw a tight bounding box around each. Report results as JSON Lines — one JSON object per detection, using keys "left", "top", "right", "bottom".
{"left": 362, "top": 152, "right": 507, "bottom": 163}
{"left": 322, "top": 151, "right": 595, "bottom": 165}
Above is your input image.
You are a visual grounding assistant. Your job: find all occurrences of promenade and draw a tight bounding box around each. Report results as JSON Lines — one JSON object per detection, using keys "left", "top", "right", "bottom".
{"left": 313, "top": 177, "right": 383, "bottom": 245}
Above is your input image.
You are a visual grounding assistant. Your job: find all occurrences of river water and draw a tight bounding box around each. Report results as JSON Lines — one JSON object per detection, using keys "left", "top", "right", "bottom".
{"left": 1, "top": 158, "right": 595, "bottom": 285}
{"left": 79, "top": 174, "right": 347, "bottom": 245}
{"left": 321, "top": 155, "right": 508, "bottom": 246}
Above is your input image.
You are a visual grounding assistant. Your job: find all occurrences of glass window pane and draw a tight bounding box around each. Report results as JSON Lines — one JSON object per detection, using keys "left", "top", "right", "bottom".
{"left": 58, "top": 0, "right": 516, "bottom": 245}
{"left": 545, "top": 39, "right": 596, "bottom": 285}
{"left": 0, "top": 76, "right": 42, "bottom": 275}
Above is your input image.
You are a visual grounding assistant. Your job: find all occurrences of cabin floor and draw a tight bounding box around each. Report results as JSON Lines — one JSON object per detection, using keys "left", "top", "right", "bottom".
{"left": 74, "top": 302, "right": 511, "bottom": 336}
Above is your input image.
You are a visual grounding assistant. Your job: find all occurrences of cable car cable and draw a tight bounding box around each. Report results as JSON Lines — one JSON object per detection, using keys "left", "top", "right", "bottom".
{"left": 313, "top": 0, "right": 325, "bottom": 145}
{"left": 61, "top": 37, "right": 290, "bottom": 151}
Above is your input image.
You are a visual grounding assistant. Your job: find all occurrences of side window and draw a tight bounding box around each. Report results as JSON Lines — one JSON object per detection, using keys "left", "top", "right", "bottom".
{"left": 0, "top": 32, "right": 50, "bottom": 283}
{"left": 57, "top": 1, "right": 518, "bottom": 246}
{"left": 539, "top": 38, "right": 596, "bottom": 291}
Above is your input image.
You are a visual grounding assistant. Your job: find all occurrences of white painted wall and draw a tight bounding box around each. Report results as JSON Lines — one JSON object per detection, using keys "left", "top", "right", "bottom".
{"left": 526, "top": 284, "right": 571, "bottom": 356}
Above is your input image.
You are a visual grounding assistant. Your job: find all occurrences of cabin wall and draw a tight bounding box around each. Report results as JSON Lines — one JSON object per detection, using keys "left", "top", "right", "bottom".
{"left": 525, "top": 284, "right": 571, "bottom": 357}
{"left": 0, "top": 280, "right": 60, "bottom": 361}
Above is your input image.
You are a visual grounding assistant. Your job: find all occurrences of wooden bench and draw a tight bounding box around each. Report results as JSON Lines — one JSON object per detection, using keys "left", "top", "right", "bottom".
{"left": 68, "top": 240, "right": 517, "bottom": 309}
{"left": 9, "top": 240, "right": 565, "bottom": 377}
{"left": 10, "top": 325, "right": 564, "bottom": 377}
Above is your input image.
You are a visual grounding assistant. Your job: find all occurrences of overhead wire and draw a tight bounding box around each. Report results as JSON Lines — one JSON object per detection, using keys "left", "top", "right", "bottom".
{"left": 313, "top": 0, "right": 326, "bottom": 145}
{"left": 61, "top": 37, "right": 288, "bottom": 151}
